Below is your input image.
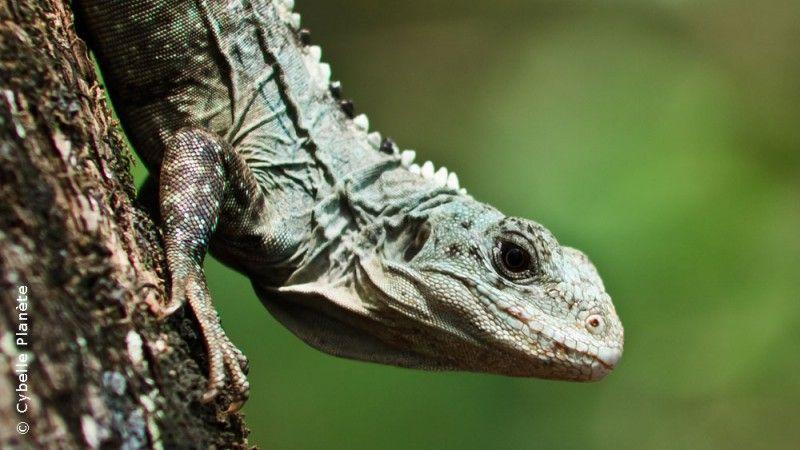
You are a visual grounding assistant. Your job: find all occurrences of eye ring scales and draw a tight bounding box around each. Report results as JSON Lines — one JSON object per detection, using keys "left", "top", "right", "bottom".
{"left": 492, "top": 240, "right": 537, "bottom": 281}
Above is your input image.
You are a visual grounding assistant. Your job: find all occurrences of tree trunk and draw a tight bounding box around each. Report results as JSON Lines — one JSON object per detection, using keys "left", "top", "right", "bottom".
{"left": 0, "top": 1, "right": 250, "bottom": 448}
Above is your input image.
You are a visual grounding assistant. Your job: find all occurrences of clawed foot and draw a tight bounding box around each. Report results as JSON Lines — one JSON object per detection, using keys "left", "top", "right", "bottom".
{"left": 153, "top": 128, "right": 262, "bottom": 413}
{"left": 152, "top": 268, "right": 250, "bottom": 412}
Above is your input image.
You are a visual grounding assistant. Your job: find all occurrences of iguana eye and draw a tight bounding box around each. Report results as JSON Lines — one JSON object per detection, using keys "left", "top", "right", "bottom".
{"left": 502, "top": 243, "right": 529, "bottom": 271}
{"left": 493, "top": 240, "right": 536, "bottom": 280}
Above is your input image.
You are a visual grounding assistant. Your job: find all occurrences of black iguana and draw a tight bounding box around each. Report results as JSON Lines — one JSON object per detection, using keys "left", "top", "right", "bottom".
{"left": 73, "top": 0, "right": 624, "bottom": 412}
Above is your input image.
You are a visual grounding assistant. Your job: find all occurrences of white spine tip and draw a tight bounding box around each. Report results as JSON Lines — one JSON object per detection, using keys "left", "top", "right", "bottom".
{"left": 409, "top": 163, "right": 421, "bottom": 175}
{"left": 400, "top": 150, "right": 416, "bottom": 167}
{"left": 459, "top": 187, "right": 468, "bottom": 195}
{"left": 421, "top": 161, "right": 435, "bottom": 179}
{"left": 353, "top": 114, "right": 369, "bottom": 131}
{"left": 368, "top": 131, "right": 382, "bottom": 147}
{"left": 318, "top": 63, "right": 331, "bottom": 84}
{"left": 284, "top": 0, "right": 295, "bottom": 10}
{"left": 290, "top": 12, "right": 301, "bottom": 28}
{"left": 446, "top": 172, "right": 460, "bottom": 189}
{"left": 434, "top": 167, "right": 448, "bottom": 187}
{"left": 308, "top": 46, "right": 322, "bottom": 62}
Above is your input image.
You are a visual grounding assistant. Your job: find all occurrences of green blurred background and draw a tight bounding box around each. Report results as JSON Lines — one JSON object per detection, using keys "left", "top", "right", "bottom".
{"left": 128, "top": 0, "right": 800, "bottom": 448}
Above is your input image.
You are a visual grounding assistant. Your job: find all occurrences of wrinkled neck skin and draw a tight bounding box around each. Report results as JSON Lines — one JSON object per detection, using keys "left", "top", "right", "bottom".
{"left": 260, "top": 158, "right": 624, "bottom": 381}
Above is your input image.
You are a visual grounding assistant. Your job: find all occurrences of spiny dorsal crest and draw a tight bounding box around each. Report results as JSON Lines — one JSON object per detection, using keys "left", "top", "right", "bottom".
{"left": 277, "top": 0, "right": 468, "bottom": 195}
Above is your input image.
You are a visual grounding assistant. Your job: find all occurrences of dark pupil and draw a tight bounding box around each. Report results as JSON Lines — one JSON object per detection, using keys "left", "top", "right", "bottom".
{"left": 502, "top": 243, "right": 529, "bottom": 272}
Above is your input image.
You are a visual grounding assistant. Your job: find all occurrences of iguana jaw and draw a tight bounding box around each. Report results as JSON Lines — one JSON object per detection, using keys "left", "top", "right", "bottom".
{"left": 358, "top": 256, "right": 622, "bottom": 381}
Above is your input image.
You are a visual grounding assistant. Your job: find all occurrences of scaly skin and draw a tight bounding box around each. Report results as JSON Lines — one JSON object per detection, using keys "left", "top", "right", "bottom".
{"left": 74, "top": 0, "right": 624, "bottom": 411}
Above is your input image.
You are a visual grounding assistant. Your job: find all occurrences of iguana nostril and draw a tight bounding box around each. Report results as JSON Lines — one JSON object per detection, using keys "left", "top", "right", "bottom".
{"left": 585, "top": 315, "right": 604, "bottom": 334}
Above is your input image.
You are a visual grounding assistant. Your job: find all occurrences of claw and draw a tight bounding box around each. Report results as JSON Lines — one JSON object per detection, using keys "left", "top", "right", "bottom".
{"left": 156, "top": 293, "right": 185, "bottom": 319}
{"left": 226, "top": 400, "right": 246, "bottom": 414}
{"left": 238, "top": 355, "right": 250, "bottom": 374}
{"left": 225, "top": 379, "right": 250, "bottom": 413}
{"left": 201, "top": 388, "right": 220, "bottom": 404}
{"left": 144, "top": 281, "right": 182, "bottom": 319}
{"left": 162, "top": 270, "right": 251, "bottom": 412}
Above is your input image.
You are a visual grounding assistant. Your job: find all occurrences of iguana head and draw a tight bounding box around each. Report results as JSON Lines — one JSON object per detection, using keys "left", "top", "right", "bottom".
{"left": 359, "top": 197, "right": 624, "bottom": 381}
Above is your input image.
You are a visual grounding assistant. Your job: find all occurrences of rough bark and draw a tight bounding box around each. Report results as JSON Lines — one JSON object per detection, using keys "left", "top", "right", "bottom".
{"left": 0, "top": 1, "right": 250, "bottom": 448}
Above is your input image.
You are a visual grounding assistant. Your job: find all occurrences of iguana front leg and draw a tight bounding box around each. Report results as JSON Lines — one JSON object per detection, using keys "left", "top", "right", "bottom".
{"left": 158, "top": 128, "right": 268, "bottom": 411}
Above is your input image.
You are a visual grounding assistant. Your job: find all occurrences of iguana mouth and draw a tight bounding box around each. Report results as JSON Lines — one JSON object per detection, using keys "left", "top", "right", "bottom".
{"left": 593, "top": 346, "right": 623, "bottom": 369}
{"left": 366, "top": 259, "right": 621, "bottom": 380}
{"left": 460, "top": 276, "right": 622, "bottom": 372}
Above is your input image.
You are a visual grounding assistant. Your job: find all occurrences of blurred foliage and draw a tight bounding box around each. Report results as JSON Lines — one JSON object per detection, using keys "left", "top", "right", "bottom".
{"left": 127, "top": 0, "right": 799, "bottom": 448}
